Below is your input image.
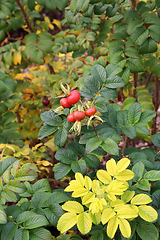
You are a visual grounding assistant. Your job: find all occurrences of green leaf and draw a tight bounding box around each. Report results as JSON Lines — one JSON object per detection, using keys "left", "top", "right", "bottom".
{"left": 54, "top": 163, "right": 71, "bottom": 180}
{"left": 105, "top": 64, "right": 122, "bottom": 78}
{"left": 38, "top": 39, "right": 54, "bottom": 53}
{"left": 132, "top": 161, "right": 145, "bottom": 182}
{"left": 67, "top": 141, "right": 85, "bottom": 156}
{"left": 91, "top": 64, "right": 106, "bottom": 83}
{"left": 71, "top": 159, "right": 87, "bottom": 175}
{"left": 15, "top": 228, "right": 29, "bottom": 240}
{"left": 121, "top": 126, "right": 136, "bottom": 139}
{"left": 28, "top": 0, "right": 35, "bottom": 10}
{"left": 0, "top": 157, "right": 17, "bottom": 176}
{"left": 137, "top": 179, "right": 150, "bottom": 191}
{"left": 139, "top": 110, "right": 156, "bottom": 123}
{"left": 55, "top": 0, "right": 68, "bottom": 11}
{"left": 127, "top": 19, "right": 143, "bottom": 35}
{"left": 0, "top": 209, "right": 7, "bottom": 224}
{"left": 55, "top": 148, "right": 78, "bottom": 164}
{"left": 139, "top": 37, "right": 158, "bottom": 54}
{"left": 14, "top": 168, "right": 38, "bottom": 181}
{"left": 0, "top": 81, "right": 7, "bottom": 94}
{"left": 44, "top": 204, "right": 64, "bottom": 226}
{"left": 128, "top": 103, "right": 141, "bottom": 124}
{"left": 86, "top": 136, "right": 103, "bottom": 153}
{"left": 54, "top": 126, "right": 68, "bottom": 147}
{"left": 105, "top": 76, "right": 126, "bottom": 88}
{"left": 32, "top": 179, "right": 51, "bottom": 193}
{"left": 23, "top": 214, "right": 49, "bottom": 229}
{"left": 131, "top": 28, "right": 149, "bottom": 45}
{"left": 84, "top": 75, "right": 100, "bottom": 92}
{"left": 135, "top": 123, "right": 150, "bottom": 136}
{"left": 47, "top": 190, "right": 71, "bottom": 205}
{"left": 1, "top": 222, "right": 18, "bottom": 240}
{"left": 100, "top": 87, "right": 118, "bottom": 100}
{"left": 144, "top": 170, "right": 160, "bottom": 181}
{"left": 148, "top": 25, "right": 160, "bottom": 43}
{"left": 1, "top": 188, "right": 17, "bottom": 202}
{"left": 7, "top": 180, "right": 27, "bottom": 194}
{"left": 83, "top": 154, "right": 100, "bottom": 170}
{"left": 38, "top": 124, "right": 57, "bottom": 139}
{"left": 45, "top": 0, "right": 56, "bottom": 10}
{"left": 31, "top": 192, "right": 51, "bottom": 209}
{"left": 151, "top": 63, "right": 160, "bottom": 77}
{"left": 151, "top": 133, "right": 160, "bottom": 147}
{"left": 80, "top": 87, "right": 95, "bottom": 98}
{"left": 136, "top": 220, "right": 159, "bottom": 240}
{"left": 16, "top": 211, "right": 37, "bottom": 224}
{"left": 90, "top": 232, "right": 104, "bottom": 240}
{"left": 127, "top": 58, "right": 145, "bottom": 73}
{"left": 41, "top": 111, "right": 62, "bottom": 126}
{"left": 101, "top": 138, "right": 119, "bottom": 155}
{"left": 29, "top": 227, "right": 52, "bottom": 240}
{"left": 117, "top": 110, "right": 128, "bottom": 126}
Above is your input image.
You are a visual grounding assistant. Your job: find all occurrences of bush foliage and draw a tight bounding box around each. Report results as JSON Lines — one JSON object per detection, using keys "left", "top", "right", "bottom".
{"left": 0, "top": 0, "right": 160, "bottom": 239}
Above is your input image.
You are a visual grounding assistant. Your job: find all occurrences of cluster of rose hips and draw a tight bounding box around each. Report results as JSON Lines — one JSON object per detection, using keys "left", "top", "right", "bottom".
{"left": 59, "top": 90, "right": 97, "bottom": 123}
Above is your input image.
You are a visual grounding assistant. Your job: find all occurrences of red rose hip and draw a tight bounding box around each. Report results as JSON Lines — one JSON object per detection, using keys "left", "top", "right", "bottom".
{"left": 60, "top": 98, "right": 72, "bottom": 108}
{"left": 67, "top": 113, "right": 75, "bottom": 122}
{"left": 85, "top": 107, "right": 97, "bottom": 116}
{"left": 73, "top": 111, "right": 85, "bottom": 121}
{"left": 67, "top": 90, "right": 81, "bottom": 105}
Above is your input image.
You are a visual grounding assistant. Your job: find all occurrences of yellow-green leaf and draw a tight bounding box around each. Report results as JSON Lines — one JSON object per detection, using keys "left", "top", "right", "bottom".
{"left": 116, "top": 169, "right": 134, "bottom": 181}
{"left": 107, "top": 216, "right": 119, "bottom": 239}
{"left": 116, "top": 158, "right": 130, "bottom": 173}
{"left": 119, "top": 218, "right": 131, "bottom": 238}
{"left": 77, "top": 212, "right": 92, "bottom": 234}
{"left": 131, "top": 194, "right": 152, "bottom": 205}
{"left": 57, "top": 212, "right": 77, "bottom": 233}
{"left": 101, "top": 208, "right": 116, "bottom": 224}
{"left": 75, "top": 172, "right": 85, "bottom": 187}
{"left": 82, "top": 192, "right": 95, "bottom": 205}
{"left": 121, "top": 190, "right": 135, "bottom": 203}
{"left": 116, "top": 205, "right": 138, "bottom": 219}
{"left": 84, "top": 176, "right": 92, "bottom": 190}
{"left": 62, "top": 201, "right": 84, "bottom": 213}
{"left": 106, "top": 158, "right": 116, "bottom": 176}
{"left": 107, "top": 180, "right": 129, "bottom": 195}
{"left": 65, "top": 180, "right": 82, "bottom": 192}
{"left": 72, "top": 188, "right": 88, "bottom": 198}
{"left": 89, "top": 211, "right": 101, "bottom": 225}
{"left": 138, "top": 205, "right": 158, "bottom": 222}
{"left": 97, "top": 170, "right": 112, "bottom": 184}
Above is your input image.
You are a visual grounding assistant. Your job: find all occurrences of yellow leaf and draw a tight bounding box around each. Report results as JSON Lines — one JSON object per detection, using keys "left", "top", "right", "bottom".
{"left": 101, "top": 208, "right": 116, "bottom": 224}
{"left": 84, "top": 176, "right": 92, "bottom": 190}
{"left": 89, "top": 198, "right": 104, "bottom": 214}
{"left": 107, "top": 180, "right": 129, "bottom": 195}
{"left": 77, "top": 212, "right": 92, "bottom": 234}
{"left": 57, "top": 212, "right": 77, "bottom": 233}
{"left": 97, "top": 170, "right": 112, "bottom": 184}
{"left": 49, "top": 23, "right": 54, "bottom": 30}
{"left": 131, "top": 194, "right": 152, "bottom": 205}
{"left": 107, "top": 192, "right": 117, "bottom": 201}
{"left": 82, "top": 192, "right": 95, "bottom": 205}
{"left": 52, "top": 19, "right": 61, "bottom": 29}
{"left": 119, "top": 218, "right": 131, "bottom": 238}
{"left": 72, "top": 188, "right": 88, "bottom": 198}
{"left": 41, "top": 160, "right": 53, "bottom": 166}
{"left": 89, "top": 211, "right": 101, "bottom": 225}
{"left": 12, "top": 51, "right": 22, "bottom": 65}
{"left": 116, "top": 158, "right": 130, "bottom": 173}
{"left": 138, "top": 205, "right": 158, "bottom": 222}
{"left": 44, "top": 16, "right": 50, "bottom": 24}
{"left": 121, "top": 190, "right": 135, "bottom": 203}
{"left": 116, "top": 205, "right": 138, "bottom": 219}
{"left": 115, "top": 169, "right": 134, "bottom": 181}
{"left": 32, "top": 143, "right": 43, "bottom": 151}
{"left": 106, "top": 158, "right": 116, "bottom": 176}
{"left": 62, "top": 201, "right": 84, "bottom": 213}
{"left": 65, "top": 180, "right": 84, "bottom": 192}
{"left": 107, "top": 216, "right": 119, "bottom": 239}
{"left": 110, "top": 199, "right": 125, "bottom": 208}
{"left": 75, "top": 172, "right": 85, "bottom": 187}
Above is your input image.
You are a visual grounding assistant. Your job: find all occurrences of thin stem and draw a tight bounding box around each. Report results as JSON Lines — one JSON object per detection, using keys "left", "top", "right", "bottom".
{"left": 16, "top": 0, "right": 34, "bottom": 33}
{"left": 145, "top": 72, "right": 153, "bottom": 88}
{"left": 131, "top": 0, "right": 136, "bottom": 9}
{"left": 133, "top": 73, "right": 138, "bottom": 99}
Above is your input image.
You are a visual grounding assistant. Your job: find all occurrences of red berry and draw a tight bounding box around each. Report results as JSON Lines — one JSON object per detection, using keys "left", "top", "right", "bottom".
{"left": 42, "top": 99, "right": 50, "bottom": 106}
{"left": 60, "top": 98, "right": 72, "bottom": 108}
{"left": 73, "top": 111, "right": 85, "bottom": 121}
{"left": 67, "top": 90, "right": 81, "bottom": 105}
{"left": 85, "top": 107, "right": 97, "bottom": 117}
{"left": 67, "top": 113, "right": 75, "bottom": 122}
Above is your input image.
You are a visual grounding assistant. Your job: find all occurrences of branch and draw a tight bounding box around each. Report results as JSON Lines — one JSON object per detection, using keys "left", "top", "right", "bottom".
{"left": 131, "top": 0, "right": 136, "bottom": 9}
{"left": 133, "top": 73, "right": 138, "bottom": 99}
{"left": 16, "top": 0, "right": 34, "bottom": 33}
